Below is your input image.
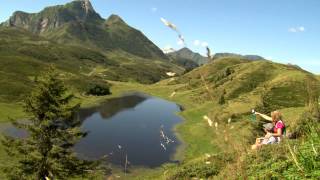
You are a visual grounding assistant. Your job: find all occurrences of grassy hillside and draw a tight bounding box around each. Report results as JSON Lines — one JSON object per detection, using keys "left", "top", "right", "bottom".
{"left": 96, "top": 57, "right": 319, "bottom": 179}
{"left": 0, "top": 27, "right": 182, "bottom": 103}
{"left": 175, "top": 57, "right": 312, "bottom": 113}
{"left": 158, "top": 58, "right": 319, "bottom": 179}
{"left": 0, "top": 54, "right": 318, "bottom": 179}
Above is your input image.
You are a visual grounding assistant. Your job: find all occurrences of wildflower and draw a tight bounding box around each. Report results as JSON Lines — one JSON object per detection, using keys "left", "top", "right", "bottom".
{"left": 206, "top": 46, "right": 212, "bottom": 59}
{"left": 160, "top": 17, "right": 186, "bottom": 46}
{"left": 230, "top": 125, "right": 234, "bottom": 129}
{"left": 160, "top": 143, "right": 167, "bottom": 151}
{"left": 312, "top": 143, "right": 318, "bottom": 155}
{"left": 228, "top": 118, "right": 231, "bottom": 124}
{"left": 205, "top": 161, "right": 211, "bottom": 164}
{"left": 215, "top": 122, "right": 218, "bottom": 129}
{"left": 160, "top": 130, "right": 165, "bottom": 138}
{"left": 160, "top": 18, "right": 177, "bottom": 31}
{"left": 203, "top": 115, "right": 213, "bottom": 127}
{"left": 205, "top": 153, "right": 211, "bottom": 158}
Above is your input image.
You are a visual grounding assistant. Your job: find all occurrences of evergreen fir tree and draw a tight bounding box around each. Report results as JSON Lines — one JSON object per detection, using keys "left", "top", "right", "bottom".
{"left": 1, "top": 66, "right": 98, "bottom": 180}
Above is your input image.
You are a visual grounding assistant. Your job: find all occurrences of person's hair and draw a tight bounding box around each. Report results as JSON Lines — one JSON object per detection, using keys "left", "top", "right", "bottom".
{"left": 271, "top": 111, "right": 282, "bottom": 123}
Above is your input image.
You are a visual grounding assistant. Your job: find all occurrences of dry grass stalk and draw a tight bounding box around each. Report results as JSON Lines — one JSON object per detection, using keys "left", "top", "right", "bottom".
{"left": 203, "top": 115, "right": 213, "bottom": 127}
{"left": 287, "top": 143, "right": 303, "bottom": 171}
{"left": 170, "top": 91, "right": 176, "bottom": 98}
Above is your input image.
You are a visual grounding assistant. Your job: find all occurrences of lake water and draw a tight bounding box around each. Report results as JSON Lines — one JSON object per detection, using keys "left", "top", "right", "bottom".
{"left": 0, "top": 93, "right": 183, "bottom": 168}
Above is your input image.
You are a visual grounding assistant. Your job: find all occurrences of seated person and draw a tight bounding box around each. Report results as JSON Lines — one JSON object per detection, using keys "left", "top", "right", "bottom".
{"left": 251, "top": 111, "right": 285, "bottom": 150}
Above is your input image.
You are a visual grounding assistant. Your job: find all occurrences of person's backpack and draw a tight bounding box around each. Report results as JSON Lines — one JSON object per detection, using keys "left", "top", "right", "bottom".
{"left": 282, "top": 126, "right": 286, "bottom": 136}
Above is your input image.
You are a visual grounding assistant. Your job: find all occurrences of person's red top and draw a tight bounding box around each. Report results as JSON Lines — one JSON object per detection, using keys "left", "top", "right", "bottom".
{"left": 274, "top": 120, "right": 285, "bottom": 134}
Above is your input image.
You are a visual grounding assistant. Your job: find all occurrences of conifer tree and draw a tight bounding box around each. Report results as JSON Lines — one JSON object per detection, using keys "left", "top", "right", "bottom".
{"left": 1, "top": 66, "right": 97, "bottom": 180}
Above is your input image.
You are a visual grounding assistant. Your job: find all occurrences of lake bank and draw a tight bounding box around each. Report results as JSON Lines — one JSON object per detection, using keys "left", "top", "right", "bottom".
{"left": 0, "top": 85, "right": 190, "bottom": 178}
{"left": 0, "top": 80, "right": 238, "bottom": 179}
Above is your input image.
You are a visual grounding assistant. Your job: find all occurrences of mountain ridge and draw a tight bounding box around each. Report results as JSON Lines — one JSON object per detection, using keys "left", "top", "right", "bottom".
{"left": 167, "top": 47, "right": 208, "bottom": 71}
{"left": 2, "top": 0, "right": 168, "bottom": 60}
{"left": 213, "top": 52, "right": 264, "bottom": 60}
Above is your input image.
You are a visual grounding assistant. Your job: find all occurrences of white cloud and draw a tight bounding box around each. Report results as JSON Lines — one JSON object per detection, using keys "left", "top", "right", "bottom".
{"left": 289, "top": 26, "right": 306, "bottom": 33}
{"left": 201, "top": 41, "right": 209, "bottom": 47}
{"left": 162, "top": 45, "right": 175, "bottom": 53}
{"left": 193, "top": 40, "right": 209, "bottom": 47}
{"left": 298, "top": 26, "right": 305, "bottom": 32}
{"left": 265, "top": 56, "right": 274, "bottom": 60}
{"left": 193, "top": 40, "right": 200, "bottom": 46}
{"left": 289, "top": 28, "right": 297, "bottom": 33}
{"left": 151, "top": 7, "right": 157, "bottom": 12}
{"left": 177, "top": 39, "right": 184, "bottom": 46}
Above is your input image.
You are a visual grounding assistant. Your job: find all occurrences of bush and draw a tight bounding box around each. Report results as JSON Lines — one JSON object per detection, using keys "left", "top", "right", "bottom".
{"left": 169, "top": 161, "right": 220, "bottom": 179}
{"left": 86, "top": 82, "right": 111, "bottom": 96}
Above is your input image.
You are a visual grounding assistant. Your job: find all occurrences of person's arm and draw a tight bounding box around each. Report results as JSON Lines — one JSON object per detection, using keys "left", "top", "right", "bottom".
{"left": 255, "top": 112, "right": 272, "bottom": 122}
{"left": 266, "top": 128, "right": 282, "bottom": 138}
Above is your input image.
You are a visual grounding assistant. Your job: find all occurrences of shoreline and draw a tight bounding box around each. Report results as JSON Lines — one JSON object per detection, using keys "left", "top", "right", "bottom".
{"left": 0, "top": 81, "right": 190, "bottom": 178}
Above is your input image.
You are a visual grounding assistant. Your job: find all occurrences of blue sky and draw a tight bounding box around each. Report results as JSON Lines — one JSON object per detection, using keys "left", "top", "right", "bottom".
{"left": 0, "top": 0, "right": 319, "bottom": 74}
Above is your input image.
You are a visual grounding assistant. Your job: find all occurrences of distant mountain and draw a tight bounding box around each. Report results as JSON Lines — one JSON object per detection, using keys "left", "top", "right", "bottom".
{"left": 169, "top": 57, "right": 199, "bottom": 72}
{"left": 167, "top": 48, "right": 208, "bottom": 71}
{"left": 1, "top": 0, "right": 167, "bottom": 60}
{"left": 167, "top": 48, "right": 265, "bottom": 71}
{"left": 213, "top": 53, "right": 264, "bottom": 61}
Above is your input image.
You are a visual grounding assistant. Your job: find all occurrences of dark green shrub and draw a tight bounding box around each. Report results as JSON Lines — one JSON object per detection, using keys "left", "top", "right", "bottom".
{"left": 86, "top": 82, "right": 111, "bottom": 96}
{"left": 169, "top": 162, "right": 220, "bottom": 179}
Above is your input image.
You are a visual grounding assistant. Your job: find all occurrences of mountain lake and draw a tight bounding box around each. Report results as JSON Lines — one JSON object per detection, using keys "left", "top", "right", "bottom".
{"left": 0, "top": 92, "right": 183, "bottom": 168}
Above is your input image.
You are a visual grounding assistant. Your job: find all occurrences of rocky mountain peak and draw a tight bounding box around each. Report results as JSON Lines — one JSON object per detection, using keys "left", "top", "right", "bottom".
{"left": 74, "top": 0, "right": 94, "bottom": 14}
{"left": 1, "top": 0, "right": 167, "bottom": 60}
{"left": 106, "top": 14, "right": 126, "bottom": 25}
{"left": 168, "top": 47, "right": 209, "bottom": 66}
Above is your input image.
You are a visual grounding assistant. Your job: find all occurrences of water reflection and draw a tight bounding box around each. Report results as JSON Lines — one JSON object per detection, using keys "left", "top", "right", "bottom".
{"left": 76, "top": 93, "right": 183, "bottom": 168}
{"left": 0, "top": 93, "right": 183, "bottom": 168}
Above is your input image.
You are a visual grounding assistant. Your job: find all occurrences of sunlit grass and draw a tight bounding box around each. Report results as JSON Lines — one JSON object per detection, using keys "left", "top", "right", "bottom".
{"left": 0, "top": 103, "right": 25, "bottom": 122}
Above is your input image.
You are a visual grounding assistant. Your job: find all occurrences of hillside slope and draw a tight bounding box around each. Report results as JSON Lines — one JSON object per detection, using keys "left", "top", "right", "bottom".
{"left": 212, "top": 52, "right": 265, "bottom": 60}
{"left": 127, "top": 57, "right": 319, "bottom": 179}
{"left": 0, "top": 27, "right": 182, "bottom": 103}
{"left": 175, "top": 57, "right": 314, "bottom": 114}
{"left": 76, "top": 57, "right": 319, "bottom": 179}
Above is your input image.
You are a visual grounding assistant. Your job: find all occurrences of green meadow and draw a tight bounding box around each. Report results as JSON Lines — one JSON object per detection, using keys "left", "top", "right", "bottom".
{"left": 0, "top": 0, "right": 319, "bottom": 178}
{"left": 1, "top": 56, "right": 319, "bottom": 179}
